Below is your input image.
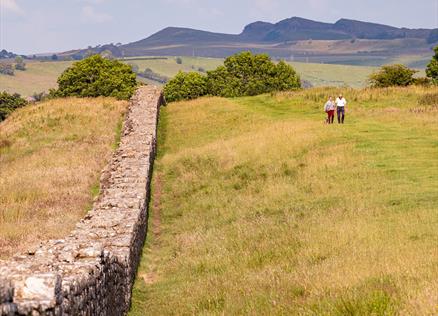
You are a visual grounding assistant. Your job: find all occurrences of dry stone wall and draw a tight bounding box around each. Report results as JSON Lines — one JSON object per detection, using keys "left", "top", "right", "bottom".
{"left": 0, "top": 86, "right": 163, "bottom": 316}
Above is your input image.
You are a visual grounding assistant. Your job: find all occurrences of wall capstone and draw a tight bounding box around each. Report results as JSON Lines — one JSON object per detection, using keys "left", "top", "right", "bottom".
{"left": 0, "top": 85, "right": 163, "bottom": 316}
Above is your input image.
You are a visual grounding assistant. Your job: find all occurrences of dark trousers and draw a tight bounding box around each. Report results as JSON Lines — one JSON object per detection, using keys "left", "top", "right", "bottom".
{"left": 337, "top": 107, "right": 345, "bottom": 124}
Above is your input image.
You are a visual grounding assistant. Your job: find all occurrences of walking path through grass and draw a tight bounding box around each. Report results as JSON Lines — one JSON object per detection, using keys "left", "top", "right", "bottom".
{"left": 129, "top": 87, "right": 437, "bottom": 315}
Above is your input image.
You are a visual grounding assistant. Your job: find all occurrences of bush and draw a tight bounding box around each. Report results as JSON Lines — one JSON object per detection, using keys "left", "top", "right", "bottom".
{"left": 426, "top": 46, "right": 438, "bottom": 84}
{"left": 0, "top": 91, "right": 27, "bottom": 122}
{"left": 206, "top": 52, "right": 300, "bottom": 97}
{"left": 138, "top": 68, "right": 169, "bottom": 84}
{"left": 414, "top": 77, "right": 432, "bottom": 86}
{"left": 14, "top": 56, "right": 26, "bottom": 71}
{"left": 164, "top": 71, "right": 207, "bottom": 102}
{"left": 52, "top": 55, "right": 137, "bottom": 100}
{"left": 0, "top": 63, "right": 14, "bottom": 76}
{"left": 368, "top": 64, "right": 417, "bottom": 88}
{"left": 164, "top": 52, "right": 301, "bottom": 102}
{"left": 176, "top": 57, "right": 183, "bottom": 64}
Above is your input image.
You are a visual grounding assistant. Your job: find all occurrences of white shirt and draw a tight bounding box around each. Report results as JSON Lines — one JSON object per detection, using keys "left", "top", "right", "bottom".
{"left": 336, "top": 97, "right": 347, "bottom": 107}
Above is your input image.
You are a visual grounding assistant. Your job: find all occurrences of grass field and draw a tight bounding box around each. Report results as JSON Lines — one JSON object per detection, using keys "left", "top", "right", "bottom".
{"left": 0, "top": 57, "right": 382, "bottom": 96}
{"left": 0, "top": 97, "right": 127, "bottom": 258}
{"left": 0, "top": 60, "right": 73, "bottom": 97}
{"left": 129, "top": 86, "right": 438, "bottom": 315}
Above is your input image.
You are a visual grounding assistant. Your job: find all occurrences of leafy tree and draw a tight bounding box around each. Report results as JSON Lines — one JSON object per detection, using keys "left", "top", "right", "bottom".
{"left": 0, "top": 63, "right": 14, "bottom": 76}
{"left": 100, "top": 50, "right": 114, "bottom": 60}
{"left": 14, "top": 56, "right": 26, "bottom": 71}
{"left": 52, "top": 55, "right": 137, "bottom": 100}
{"left": 164, "top": 52, "right": 301, "bottom": 102}
{"left": 207, "top": 51, "right": 300, "bottom": 97}
{"left": 164, "top": 71, "right": 207, "bottom": 102}
{"left": 369, "top": 64, "right": 417, "bottom": 88}
{"left": 176, "top": 57, "right": 183, "bottom": 64}
{"left": 0, "top": 91, "right": 27, "bottom": 122}
{"left": 426, "top": 46, "right": 438, "bottom": 84}
{"left": 51, "top": 54, "right": 58, "bottom": 61}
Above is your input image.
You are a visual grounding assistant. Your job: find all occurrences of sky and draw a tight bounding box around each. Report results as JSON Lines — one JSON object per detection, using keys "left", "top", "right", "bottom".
{"left": 1, "top": 0, "right": 437, "bottom": 54}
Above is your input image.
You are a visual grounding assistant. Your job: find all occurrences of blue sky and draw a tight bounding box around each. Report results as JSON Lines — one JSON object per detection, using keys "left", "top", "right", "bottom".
{"left": 1, "top": 0, "right": 437, "bottom": 54}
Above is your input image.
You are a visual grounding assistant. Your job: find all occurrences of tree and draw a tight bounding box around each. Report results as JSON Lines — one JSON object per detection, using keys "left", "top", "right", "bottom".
{"left": 0, "top": 63, "right": 14, "bottom": 76}
{"left": 51, "top": 54, "right": 58, "bottom": 61}
{"left": 368, "top": 64, "right": 417, "bottom": 88}
{"left": 100, "top": 50, "right": 114, "bottom": 60}
{"left": 164, "top": 71, "right": 207, "bottom": 102}
{"left": 206, "top": 51, "right": 300, "bottom": 97}
{"left": 0, "top": 91, "right": 27, "bottom": 122}
{"left": 176, "top": 57, "right": 183, "bottom": 64}
{"left": 53, "top": 55, "right": 137, "bottom": 100}
{"left": 426, "top": 46, "right": 438, "bottom": 84}
{"left": 14, "top": 56, "right": 26, "bottom": 71}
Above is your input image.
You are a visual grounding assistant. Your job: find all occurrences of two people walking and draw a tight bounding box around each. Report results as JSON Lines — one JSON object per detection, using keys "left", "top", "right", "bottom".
{"left": 324, "top": 94, "right": 347, "bottom": 124}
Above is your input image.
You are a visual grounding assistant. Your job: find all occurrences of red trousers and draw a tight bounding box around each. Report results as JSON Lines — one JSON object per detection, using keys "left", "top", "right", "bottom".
{"left": 327, "top": 110, "right": 335, "bottom": 123}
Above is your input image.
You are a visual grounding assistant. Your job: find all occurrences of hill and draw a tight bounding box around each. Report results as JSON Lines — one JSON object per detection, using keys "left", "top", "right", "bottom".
{"left": 129, "top": 86, "right": 438, "bottom": 315}
{"left": 0, "top": 97, "right": 127, "bottom": 258}
{"left": 62, "top": 17, "right": 437, "bottom": 64}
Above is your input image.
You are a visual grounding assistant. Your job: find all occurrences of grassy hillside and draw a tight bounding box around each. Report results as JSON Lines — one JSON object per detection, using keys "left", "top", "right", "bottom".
{"left": 0, "top": 56, "right": 427, "bottom": 96}
{"left": 0, "top": 57, "right": 382, "bottom": 97}
{"left": 0, "top": 60, "right": 73, "bottom": 96}
{"left": 0, "top": 97, "right": 127, "bottom": 258}
{"left": 130, "top": 86, "right": 438, "bottom": 315}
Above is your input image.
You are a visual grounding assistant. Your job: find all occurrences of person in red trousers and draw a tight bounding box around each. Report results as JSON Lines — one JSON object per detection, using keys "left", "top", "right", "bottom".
{"left": 324, "top": 96, "right": 335, "bottom": 124}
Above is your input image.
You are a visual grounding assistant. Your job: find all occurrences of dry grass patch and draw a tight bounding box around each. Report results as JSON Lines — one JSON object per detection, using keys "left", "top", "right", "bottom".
{"left": 0, "top": 97, "right": 127, "bottom": 258}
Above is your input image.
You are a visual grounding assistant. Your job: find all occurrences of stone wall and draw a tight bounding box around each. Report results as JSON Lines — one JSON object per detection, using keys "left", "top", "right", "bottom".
{"left": 0, "top": 86, "right": 163, "bottom": 315}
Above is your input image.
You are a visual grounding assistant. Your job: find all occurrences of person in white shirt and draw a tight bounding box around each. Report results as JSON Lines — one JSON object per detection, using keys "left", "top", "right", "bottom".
{"left": 335, "top": 94, "right": 347, "bottom": 124}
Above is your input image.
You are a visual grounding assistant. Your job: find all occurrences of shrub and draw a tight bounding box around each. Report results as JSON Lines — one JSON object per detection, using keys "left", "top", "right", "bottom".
{"left": 206, "top": 52, "right": 300, "bottom": 97}
{"left": 164, "top": 52, "right": 301, "bottom": 102}
{"left": 164, "top": 71, "right": 207, "bottom": 102}
{"left": 426, "top": 46, "right": 438, "bottom": 84}
{"left": 176, "top": 57, "right": 183, "bottom": 64}
{"left": 0, "top": 91, "right": 27, "bottom": 122}
{"left": 0, "top": 63, "right": 14, "bottom": 76}
{"left": 414, "top": 77, "right": 431, "bottom": 86}
{"left": 138, "top": 68, "right": 168, "bottom": 84}
{"left": 53, "top": 55, "right": 137, "bottom": 100}
{"left": 14, "top": 56, "right": 26, "bottom": 71}
{"left": 368, "top": 64, "right": 417, "bottom": 88}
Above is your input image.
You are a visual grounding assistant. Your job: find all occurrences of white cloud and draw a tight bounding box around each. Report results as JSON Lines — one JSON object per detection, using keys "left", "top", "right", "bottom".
{"left": 0, "top": 0, "right": 24, "bottom": 15}
{"left": 81, "top": 5, "right": 112, "bottom": 23}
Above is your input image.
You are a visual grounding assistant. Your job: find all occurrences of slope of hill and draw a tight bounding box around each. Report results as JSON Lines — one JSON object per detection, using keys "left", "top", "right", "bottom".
{"left": 61, "top": 17, "right": 437, "bottom": 62}
{"left": 108, "top": 17, "right": 436, "bottom": 60}
{"left": 129, "top": 86, "right": 438, "bottom": 315}
{"left": 0, "top": 97, "right": 127, "bottom": 258}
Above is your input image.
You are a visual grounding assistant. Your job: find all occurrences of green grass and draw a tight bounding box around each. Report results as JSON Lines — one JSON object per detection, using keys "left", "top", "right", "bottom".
{"left": 129, "top": 86, "right": 438, "bottom": 315}
{"left": 0, "top": 57, "right": 387, "bottom": 96}
{"left": 289, "top": 62, "right": 378, "bottom": 88}
{"left": 0, "top": 60, "right": 73, "bottom": 96}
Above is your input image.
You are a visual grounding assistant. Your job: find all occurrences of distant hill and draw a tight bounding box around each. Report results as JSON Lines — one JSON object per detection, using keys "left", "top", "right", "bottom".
{"left": 60, "top": 17, "right": 438, "bottom": 65}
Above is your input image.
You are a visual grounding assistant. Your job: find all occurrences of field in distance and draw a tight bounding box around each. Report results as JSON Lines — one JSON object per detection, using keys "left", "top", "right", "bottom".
{"left": 0, "top": 97, "right": 127, "bottom": 258}
{"left": 0, "top": 56, "right": 408, "bottom": 96}
{"left": 130, "top": 86, "right": 438, "bottom": 315}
